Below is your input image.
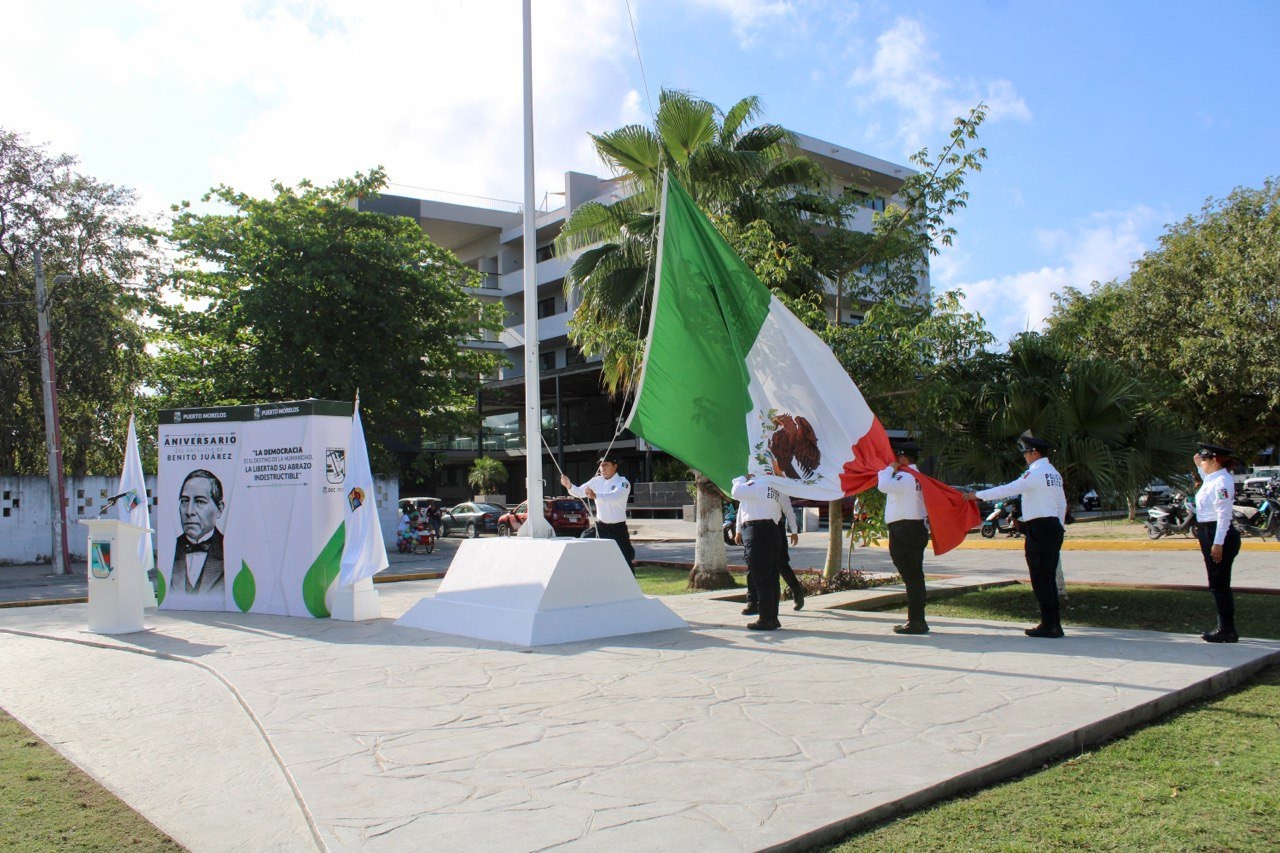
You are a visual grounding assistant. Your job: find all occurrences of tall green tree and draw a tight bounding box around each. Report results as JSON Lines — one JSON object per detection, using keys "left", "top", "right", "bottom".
{"left": 944, "top": 333, "right": 1197, "bottom": 514}
{"left": 155, "top": 170, "right": 503, "bottom": 470}
{"left": 0, "top": 128, "right": 158, "bottom": 475}
{"left": 1047, "top": 178, "right": 1280, "bottom": 456}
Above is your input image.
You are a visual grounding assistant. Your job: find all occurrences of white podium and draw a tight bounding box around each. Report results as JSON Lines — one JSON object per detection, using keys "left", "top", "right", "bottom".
{"left": 80, "top": 518, "right": 152, "bottom": 635}
{"left": 396, "top": 538, "right": 686, "bottom": 646}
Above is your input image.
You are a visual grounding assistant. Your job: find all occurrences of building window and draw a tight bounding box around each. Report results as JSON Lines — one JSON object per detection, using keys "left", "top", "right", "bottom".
{"left": 540, "top": 350, "right": 557, "bottom": 372}
{"left": 535, "top": 243, "right": 556, "bottom": 263}
{"left": 537, "top": 296, "right": 557, "bottom": 319}
{"left": 565, "top": 346, "right": 586, "bottom": 366}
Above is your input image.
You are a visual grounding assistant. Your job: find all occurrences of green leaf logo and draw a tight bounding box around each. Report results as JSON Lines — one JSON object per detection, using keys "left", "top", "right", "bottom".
{"left": 233, "top": 560, "right": 256, "bottom": 612}
{"left": 155, "top": 569, "right": 167, "bottom": 606}
{"left": 301, "top": 522, "right": 345, "bottom": 618}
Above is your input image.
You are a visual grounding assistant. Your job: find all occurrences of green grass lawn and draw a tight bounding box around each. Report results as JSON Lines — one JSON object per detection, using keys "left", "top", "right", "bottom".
{"left": 823, "top": 586, "right": 1280, "bottom": 852}
{"left": 922, "top": 583, "right": 1280, "bottom": 637}
{"left": 634, "top": 564, "right": 723, "bottom": 595}
{"left": 0, "top": 710, "right": 180, "bottom": 851}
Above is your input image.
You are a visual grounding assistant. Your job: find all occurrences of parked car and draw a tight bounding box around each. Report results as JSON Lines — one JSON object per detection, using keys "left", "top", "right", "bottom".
{"left": 1081, "top": 490, "right": 1100, "bottom": 511}
{"left": 1137, "top": 479, "right": 1171, "bottom": 508}
{"left": 440, "top": 502, "right": 505, "bottom": 538}
{"left": 399, "top": 496, "right": 442, "bottom": 515}
{"left": 1244, "top": 467, "right": 1280, "bottom": 496}
{"left": 497, "top": 498, "right": 590, "bottom": 537}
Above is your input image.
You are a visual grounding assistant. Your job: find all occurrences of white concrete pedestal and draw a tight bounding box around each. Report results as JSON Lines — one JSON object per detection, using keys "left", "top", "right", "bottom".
{"left": 330, "top": 577, "right": 381, "bottom": 621}
{"left": 396, "top": 538, "right": 686, "bottom": 646}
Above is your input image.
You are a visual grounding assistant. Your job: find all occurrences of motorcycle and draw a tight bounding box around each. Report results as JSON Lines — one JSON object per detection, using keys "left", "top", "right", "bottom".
{"left": 1233, "top": 482, "right": 1280, "bottom": 540}
{"left": 1145, "top": 491, "right": 1197, "bottom": 539}
{"left": 980, "top": 497, "right": 1022, "bottom": 539}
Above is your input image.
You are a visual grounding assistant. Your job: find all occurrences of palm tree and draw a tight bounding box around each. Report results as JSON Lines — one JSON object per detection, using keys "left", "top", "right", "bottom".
{"left": 556, "top": 90, "right": 833, "bottom": 589}
{"left": 467, "top": 457, "right": 508, "bottom": 499}
{"left": 944, "top": 334, "right": 1197, "bottom": 512}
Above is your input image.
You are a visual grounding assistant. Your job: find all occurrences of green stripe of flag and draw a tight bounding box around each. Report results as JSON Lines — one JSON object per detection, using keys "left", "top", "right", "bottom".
{"left": 625, "top": 175, "right": 772, "bottom": 493}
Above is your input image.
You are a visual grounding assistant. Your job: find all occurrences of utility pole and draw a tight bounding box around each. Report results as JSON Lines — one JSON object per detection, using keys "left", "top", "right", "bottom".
{"left": 33, "top": 249, "right": 71, "bottom": 575}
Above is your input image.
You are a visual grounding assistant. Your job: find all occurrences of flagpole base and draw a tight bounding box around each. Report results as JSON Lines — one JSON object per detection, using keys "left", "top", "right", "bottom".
{"left": 331, "top": 577, "right": 381, "bottom": 621}
{"left": 395, "top": 538, "right": 686, "bottom": 646}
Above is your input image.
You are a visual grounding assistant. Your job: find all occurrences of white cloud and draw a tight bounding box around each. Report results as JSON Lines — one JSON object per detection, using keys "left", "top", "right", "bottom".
{"left": 848, "top": 18, "right": 1030, "bottom": 154}
{"left": 8, "top": 0, "right": 637, "bottom": 213}
{"left": 948, "top": 205, "right": 1159, "bottom": 344}
{"left": 686, "top": 0, "right": 795, "bottom": 48}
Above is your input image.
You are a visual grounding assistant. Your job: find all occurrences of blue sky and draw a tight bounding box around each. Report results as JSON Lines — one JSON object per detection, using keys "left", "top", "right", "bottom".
{"left": 8, "top": 0, "right": 1277, "bottom": 343}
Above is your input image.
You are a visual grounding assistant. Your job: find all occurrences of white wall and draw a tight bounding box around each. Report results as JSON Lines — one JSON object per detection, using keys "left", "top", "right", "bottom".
{"left": 0, "top": 475, "right": 400, "bottom": 565}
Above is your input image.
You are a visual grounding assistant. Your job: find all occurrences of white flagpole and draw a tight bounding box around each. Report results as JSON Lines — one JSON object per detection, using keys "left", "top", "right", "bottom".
{"left": 521, "top": 0, "right": 551, "bottom": 537}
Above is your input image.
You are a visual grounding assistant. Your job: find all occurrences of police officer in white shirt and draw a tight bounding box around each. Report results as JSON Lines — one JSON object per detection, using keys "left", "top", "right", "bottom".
{"left": 731, "top": 473, "right": 784, "bottom": 630}
{"left": 1193, "top": 442, "right": 1241, "bottom": 643}
{"left": 878, "top": 438, "right": 930, "bottom": 635}
{"left": 964, "top": 433, "right": 1068, "bottom": 638}
{"left": 562, "top": 455, "right": 634, "bottom": 573}
{"left": 738, "top": 483, "right": 805, "bottom": 616}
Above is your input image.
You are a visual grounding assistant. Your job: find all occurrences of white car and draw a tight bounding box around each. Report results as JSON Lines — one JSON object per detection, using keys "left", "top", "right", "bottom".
{"left": 1244, "top": 467, "right": 1280, "bottom": 495}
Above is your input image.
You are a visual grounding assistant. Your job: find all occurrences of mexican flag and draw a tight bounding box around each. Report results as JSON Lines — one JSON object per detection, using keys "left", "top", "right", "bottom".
{"left": 624, "top": 175, "right": 977, "bottom": 554}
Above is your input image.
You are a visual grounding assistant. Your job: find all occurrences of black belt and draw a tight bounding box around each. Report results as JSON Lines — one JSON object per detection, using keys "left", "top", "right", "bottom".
{"left": 742, "top": 519, "right": 778, "bottom": 527}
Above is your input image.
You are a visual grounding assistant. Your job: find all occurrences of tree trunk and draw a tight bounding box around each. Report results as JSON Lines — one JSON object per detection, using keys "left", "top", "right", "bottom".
{"left": 1126, "top": 495, "right": 1136, "bottom": 521}
{"left": 824, "top": 499, "right": 843, "bottom": 579}
{"left": 688, "top": 470, "right": 734, "bottom": 590}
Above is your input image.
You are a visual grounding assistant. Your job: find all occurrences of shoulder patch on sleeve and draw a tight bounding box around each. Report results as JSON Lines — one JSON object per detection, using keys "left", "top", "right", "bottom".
{"left": 1217, "top": 488, "right": 1229, "bottom": 500}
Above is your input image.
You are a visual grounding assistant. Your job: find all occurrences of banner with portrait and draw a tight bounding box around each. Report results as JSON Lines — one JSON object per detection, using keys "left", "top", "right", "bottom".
{"left": 156, "top": 399, "right": 355, "bottom": 617}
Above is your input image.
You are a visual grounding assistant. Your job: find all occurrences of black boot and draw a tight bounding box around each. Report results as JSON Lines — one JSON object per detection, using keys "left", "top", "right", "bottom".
{"left": 1203, "top": 590, "right": 1238, "bottom": 643}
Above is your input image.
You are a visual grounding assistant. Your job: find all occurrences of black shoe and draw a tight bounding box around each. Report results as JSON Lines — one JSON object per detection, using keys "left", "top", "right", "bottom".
{"left": 1025, "top": 624, "right": 1065, "bottom": 638}
{"left": 741, "top": 605, "right": 759, "bottom": 616}
{"left": 747, "top": 620, "right": 781, "bottom": 631}
{"left": 893, "top": 622, "right": 929, "bottom": 635}
{"left": 792, "top": 590, "right": 805, "bottom": 611}
{"left": 1201, "top": 627, "right": 1239, "bottom": 643}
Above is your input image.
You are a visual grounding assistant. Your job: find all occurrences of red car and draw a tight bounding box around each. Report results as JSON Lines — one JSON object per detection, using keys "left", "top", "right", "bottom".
{"left": 498, "top": 498, "right": 590, "bottom": 537}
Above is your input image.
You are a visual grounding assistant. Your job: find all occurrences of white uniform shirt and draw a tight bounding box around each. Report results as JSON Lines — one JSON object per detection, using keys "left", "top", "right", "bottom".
{"left": 1194, "top": 467, "right": 1235, "bottom": 544}
{"left": 976, "top": 457, "right": 1067, "bottom": 523}
{"left": 877, "top": 464, "right": 926, "bottom": 523}
{"left": 731, "top": 476, "right": 783, "bottom": 526}
{"left": 568, "top": 473, "right": 631, "bottom": 524}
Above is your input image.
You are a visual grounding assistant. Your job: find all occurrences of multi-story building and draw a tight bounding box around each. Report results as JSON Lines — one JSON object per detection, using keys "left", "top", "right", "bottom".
{"left": 359, "top": 134, "right": 922, "bottom": 504}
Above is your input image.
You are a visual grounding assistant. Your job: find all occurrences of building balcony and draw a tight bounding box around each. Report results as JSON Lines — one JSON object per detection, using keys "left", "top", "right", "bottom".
{"left": 498, "top": 256, "right": 570, "bottom": 295}
{"left": 501, "top": 310, "right": 571, "bottom": 350}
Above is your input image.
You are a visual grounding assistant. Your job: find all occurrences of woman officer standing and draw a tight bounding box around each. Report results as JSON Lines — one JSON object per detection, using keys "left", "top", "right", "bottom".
{"left": 1193, "top": 442, "right": 1242, "bottom": 643}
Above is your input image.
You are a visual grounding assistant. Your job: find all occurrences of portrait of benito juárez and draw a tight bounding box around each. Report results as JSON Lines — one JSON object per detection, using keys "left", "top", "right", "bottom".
{"left": 172, "top": 469, "right": 226, "bottom": 596}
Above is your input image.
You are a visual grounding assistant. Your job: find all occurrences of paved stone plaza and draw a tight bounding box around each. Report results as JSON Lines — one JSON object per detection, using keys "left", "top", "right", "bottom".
{"left": 1, "top": 573, "right": 1277, "bottom": 852}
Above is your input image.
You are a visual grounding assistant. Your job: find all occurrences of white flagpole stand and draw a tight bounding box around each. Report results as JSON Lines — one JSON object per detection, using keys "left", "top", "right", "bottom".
{"left": 331, "top": 577, "right": 381, "bottom": 622}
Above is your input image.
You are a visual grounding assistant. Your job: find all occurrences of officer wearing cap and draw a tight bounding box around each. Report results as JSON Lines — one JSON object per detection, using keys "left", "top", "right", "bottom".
{"left": 964, "top": 432, "right": 1068, "bottom": 638}
{"left": 1192, "top": 442, "right": 1241, "bottom": 642}
{"left": 878, "top": 438, "right": 930, "bottom": 634}
{"left": 562, "top": 455, "right": 635, "bottom": 573}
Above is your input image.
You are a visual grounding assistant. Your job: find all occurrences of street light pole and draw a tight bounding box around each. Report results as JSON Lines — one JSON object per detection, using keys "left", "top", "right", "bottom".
{"left": 33, "top": 249, "right": 71, "bottom": 575}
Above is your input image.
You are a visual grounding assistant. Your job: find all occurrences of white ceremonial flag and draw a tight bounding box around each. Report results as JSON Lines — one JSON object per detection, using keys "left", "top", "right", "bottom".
{"left": 338, "top": 399, "right": 388, "bottom": 587}
{"left": 118, "top": 415, "right": 158, "bottom": 607}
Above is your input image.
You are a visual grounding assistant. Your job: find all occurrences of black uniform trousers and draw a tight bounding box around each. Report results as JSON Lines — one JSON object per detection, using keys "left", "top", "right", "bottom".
{"left": 742, "top": 519, "right": 783, "bottom": 624}
{"left": 745, "top": 520, "right": 804, "bottom": 606}
{"left": 1022, "top": 516, "right": 1065, "bottom": 629}
{"left": 597, "top": 520, "right": 635, "bottom": 573}
{"left": 887, "top": 519, "right": 929, "bottom": 624}
{"left": 1197, "top": 521, "right": 1241, "bottom": 628}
